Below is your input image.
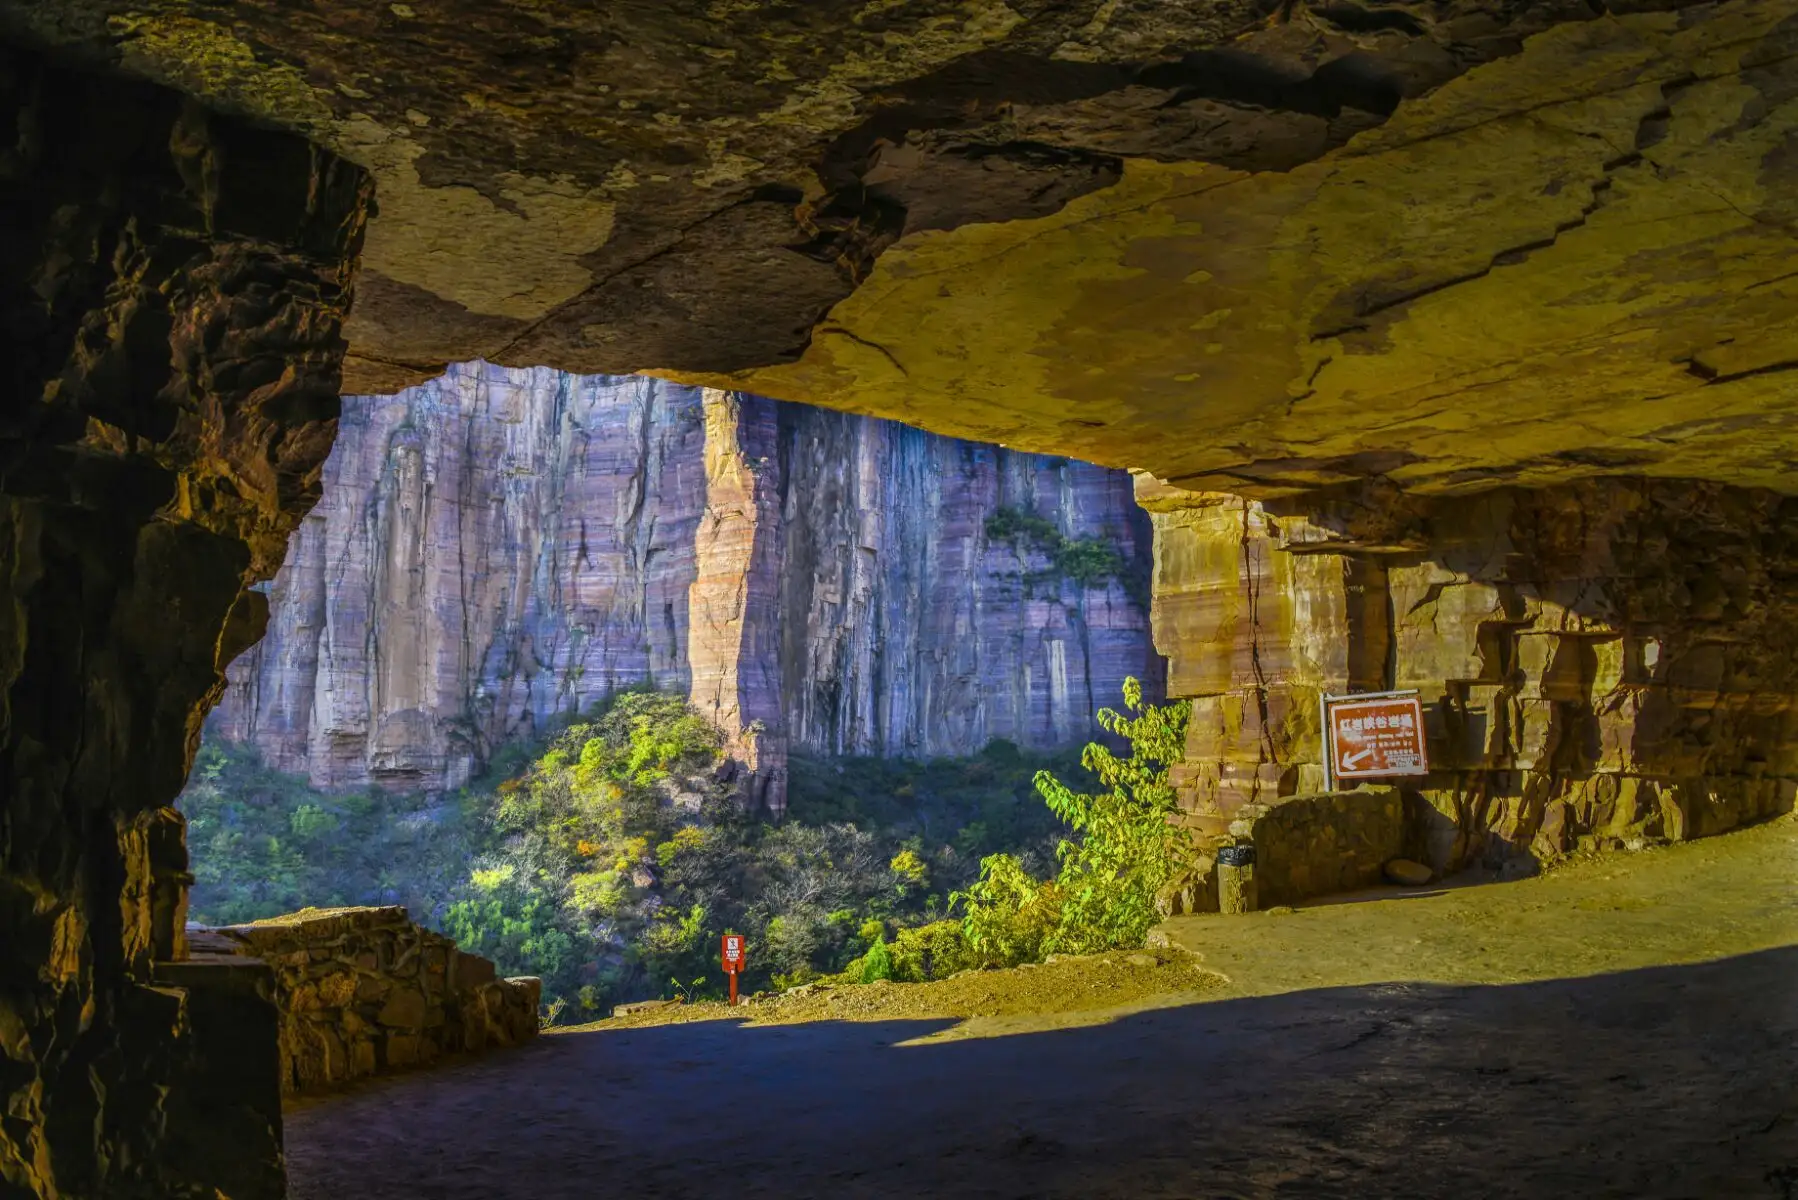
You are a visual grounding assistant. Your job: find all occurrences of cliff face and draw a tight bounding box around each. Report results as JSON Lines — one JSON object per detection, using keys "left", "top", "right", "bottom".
{"left": 213, "top": 365, "right": 708, "bottom": 791}
{"left": 212, "top": 362, "right": 1159, "bottom": 804}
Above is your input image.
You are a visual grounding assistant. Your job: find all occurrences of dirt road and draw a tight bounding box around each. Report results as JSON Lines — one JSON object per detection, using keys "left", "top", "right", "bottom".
{"left": 286, "top": 817, "right": 1798, "bottom": 1199}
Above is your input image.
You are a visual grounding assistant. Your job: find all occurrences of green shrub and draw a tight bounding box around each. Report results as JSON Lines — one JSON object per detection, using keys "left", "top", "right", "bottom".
{"left": 982, "top": 505, "right": 1141, "bottom": 602}
{"left": 289, "top": 803, "right": 340, "bottom": 840}
{"left": 890, "top": 919, "right": 983, "bottom": 980}
{"left": 956, "top": 677, "right": 1192, "bottom": 960}
{"left": 860, "top": 932, "right": 895, "bottom": 982}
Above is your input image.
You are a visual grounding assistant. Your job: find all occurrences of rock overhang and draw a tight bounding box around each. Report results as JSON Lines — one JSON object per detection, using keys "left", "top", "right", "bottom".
{"left": 3, "top": 0, "right": 1794, "bottom": 500}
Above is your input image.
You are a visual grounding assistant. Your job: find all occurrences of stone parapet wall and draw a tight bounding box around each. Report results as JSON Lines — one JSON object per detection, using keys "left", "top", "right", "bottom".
{"left": 1159, "top": 786, "right": 1406, "bottom": 915}
{"left": 196, "top": 907, "right": 540, "bottom": 1096}
{"left": 1228, "top": 787, "right": 1406, "bottom": 908}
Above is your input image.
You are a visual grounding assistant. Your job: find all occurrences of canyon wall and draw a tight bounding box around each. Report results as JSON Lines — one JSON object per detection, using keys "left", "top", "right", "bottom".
{"left": 211, "top": 362, "right": 1160, "bottom": 806}
{"left": 1142, "top": 477, "right": 1798, "bottom": 873}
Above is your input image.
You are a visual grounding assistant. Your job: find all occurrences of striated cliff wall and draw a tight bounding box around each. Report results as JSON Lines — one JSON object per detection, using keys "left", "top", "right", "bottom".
{"left": 1140, "top": 476, "right": 1798, "bottom": 873}
{"left": 212, "top": 362, "right": 1160, "bottom": 805}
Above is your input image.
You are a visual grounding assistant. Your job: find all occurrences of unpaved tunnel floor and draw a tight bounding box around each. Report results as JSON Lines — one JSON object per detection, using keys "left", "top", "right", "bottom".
{"left": 287, "top": 818, "right": 1798, "bottom": 1199}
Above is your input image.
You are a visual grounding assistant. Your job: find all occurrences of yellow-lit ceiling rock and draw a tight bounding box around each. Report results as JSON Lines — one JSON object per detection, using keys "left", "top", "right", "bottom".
{"left": 9, "top": 0, "right": 1796, "bottom": 495}
{"left": 696, "top": 2, "right": 1798, "bottom": 494}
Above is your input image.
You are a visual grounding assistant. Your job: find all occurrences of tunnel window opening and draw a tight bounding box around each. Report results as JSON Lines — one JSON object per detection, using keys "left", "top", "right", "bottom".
{"left": 178, "top": 361, "right": 1165, "bottom": 1062}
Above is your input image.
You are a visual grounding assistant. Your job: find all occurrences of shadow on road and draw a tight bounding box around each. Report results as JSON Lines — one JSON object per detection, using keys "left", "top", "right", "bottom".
{"left": 287, "top": 946, "right": 1798, "bottom": 1200}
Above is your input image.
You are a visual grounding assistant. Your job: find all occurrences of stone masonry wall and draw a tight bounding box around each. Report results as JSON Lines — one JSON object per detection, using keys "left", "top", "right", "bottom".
{"left": 1141, "top": 477, "right": 1798, "bottom": 876}
{"left": 1156, "top": 786, "right": 1405, "bottom": 916}
{"left": 1230, "top": 787, "right": 1406, "bottom": 909}
{"left": 197, "top": 907, "right": 540, "bottom": 1096}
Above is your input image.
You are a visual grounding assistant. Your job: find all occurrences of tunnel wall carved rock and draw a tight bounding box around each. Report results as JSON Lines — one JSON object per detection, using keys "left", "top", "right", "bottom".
{"left": 194, "top": 907, "right": 539, "bottom": 1097}
{"left": 1141, "top": 476, "right": 1798, "bottom": 873}
{"left": 210, "top": 362, "right": 1162, "bottom": 806}
{"left": 0, "top": 44, "right": 369, "bottom": 1199}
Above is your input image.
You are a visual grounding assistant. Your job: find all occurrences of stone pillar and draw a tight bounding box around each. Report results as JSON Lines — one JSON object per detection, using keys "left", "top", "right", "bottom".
{"left": 689, "top": 389, "right": 790, "bottom": 816}
{"left": 1216, "top": 845, "right": 1258, "bottom": 915}
{"left": 0, "top": 43, "right": 370, "bottom": 1199}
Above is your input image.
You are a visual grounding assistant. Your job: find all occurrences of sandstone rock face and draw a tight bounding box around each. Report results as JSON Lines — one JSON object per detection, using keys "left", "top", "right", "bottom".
{"left": 0, "top": 43, "right": 369, "bottom": 1200}
{"left": 211, "top": 362, "right": 1160, "bottom": 803}
{"left": 1142, "top": 478, "right": 1798, "bottom": 873}
{"left": 193, "top": 907, "right": 539, "bottom": 1096}
{"left": 5, "top": 0, "right": 1603, "bottom": 400}
{"left": 10, "top": 1, "right": 1793, "bottom": 519}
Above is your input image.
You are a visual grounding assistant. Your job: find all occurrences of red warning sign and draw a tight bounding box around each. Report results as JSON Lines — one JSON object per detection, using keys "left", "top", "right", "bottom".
{"left": 721, "top": 933, "right": 745, "bottom": 1007}
{"left": 1326, "top": 693, "right": 1430, "bottom": 781}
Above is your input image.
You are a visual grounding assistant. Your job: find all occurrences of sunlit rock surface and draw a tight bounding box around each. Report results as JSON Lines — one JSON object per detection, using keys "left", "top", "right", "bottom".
{"left": 211, "top": 363, "right": 1160, "bottom": 804}
{"left": 8, "top": 2, "right": 1794, "bottom": 506}
{"left": 1141, "top": 476, "right": 1798, "bottom": 871}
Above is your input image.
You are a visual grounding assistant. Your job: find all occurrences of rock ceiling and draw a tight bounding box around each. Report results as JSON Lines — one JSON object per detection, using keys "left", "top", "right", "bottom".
{"left": 6, "top": 0, "right": 1796, "bottom": 495}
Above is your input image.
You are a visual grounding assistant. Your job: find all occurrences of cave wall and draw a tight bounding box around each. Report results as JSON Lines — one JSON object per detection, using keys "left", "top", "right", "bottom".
{"left": 1141, "top": 475, "right": 1798, "bottom": 871}
{"left": 0, "top": 44, "right": 369, "bottom": 1199}
{"left": 211, "top": 362, "right": 1161, "bottom": 801}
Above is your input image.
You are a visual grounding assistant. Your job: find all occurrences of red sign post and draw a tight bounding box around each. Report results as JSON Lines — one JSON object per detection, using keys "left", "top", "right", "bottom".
{"left": 1323, "top": 691, "right": 1429, "bottom": 789}
{"left": 721, "top": 934, "right": 745, "bottom": 1006}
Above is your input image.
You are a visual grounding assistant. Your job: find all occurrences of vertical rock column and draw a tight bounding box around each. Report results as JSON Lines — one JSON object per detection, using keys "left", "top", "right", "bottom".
{"left": 0, "top": 46, "right": 369, "bottom": 1198}
{"left": 1140, "top": 480, "right": 1389, "bottom": 830}
{"left": 688, "top": 390, "right": 789, "bottom": 815}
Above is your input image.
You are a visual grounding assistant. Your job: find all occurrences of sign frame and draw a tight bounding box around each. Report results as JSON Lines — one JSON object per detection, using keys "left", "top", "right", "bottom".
{"left": 1320, "top": 689, "right": 1430, "bottom": 791}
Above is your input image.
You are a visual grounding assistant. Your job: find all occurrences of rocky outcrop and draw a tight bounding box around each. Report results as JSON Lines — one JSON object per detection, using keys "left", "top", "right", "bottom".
{"left": 211, "top": 362, "right": 1160, "bottom": 804}
{"left": 0, "top": 42, "right": 369, "bottom": 1200}
{"left": 1142, "top": 477, "right": 1798, "bottom": 874}
{"left": 687, "top": 389, "right": 789, "bottom": 813}
{"left": 192, "top": 908, "right": 539, "bottom": 1097}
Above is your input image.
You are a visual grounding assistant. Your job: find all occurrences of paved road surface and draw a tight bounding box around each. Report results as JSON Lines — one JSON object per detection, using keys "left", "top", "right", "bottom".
{"left": 287, "top": 821, "right": 1798, "bottom": 1198}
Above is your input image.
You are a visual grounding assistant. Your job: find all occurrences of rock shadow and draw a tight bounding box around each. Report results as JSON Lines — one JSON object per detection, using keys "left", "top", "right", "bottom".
{"left": 287, "top": 946, "right": 1798, "bottom": 1200}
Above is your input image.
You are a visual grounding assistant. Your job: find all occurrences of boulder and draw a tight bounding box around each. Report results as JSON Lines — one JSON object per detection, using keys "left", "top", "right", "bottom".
{"left": 1384, "top": 859, "right": 1435, "bottom": 888}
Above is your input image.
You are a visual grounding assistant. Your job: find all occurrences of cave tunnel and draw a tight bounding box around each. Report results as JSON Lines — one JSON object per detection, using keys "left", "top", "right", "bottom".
{"left": 3, "top": 1, "right": 1798, "bottom": 1196}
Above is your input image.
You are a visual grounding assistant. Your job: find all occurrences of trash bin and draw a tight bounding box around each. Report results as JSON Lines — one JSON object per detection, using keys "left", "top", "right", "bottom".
{"left": 1216, "top": 844, "right": 1258, "bottom": 915}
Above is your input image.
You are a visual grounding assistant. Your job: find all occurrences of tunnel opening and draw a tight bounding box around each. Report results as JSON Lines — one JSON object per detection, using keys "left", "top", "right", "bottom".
{"left": 5, "top": 2, "right": 1798, "bottom": 1196}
